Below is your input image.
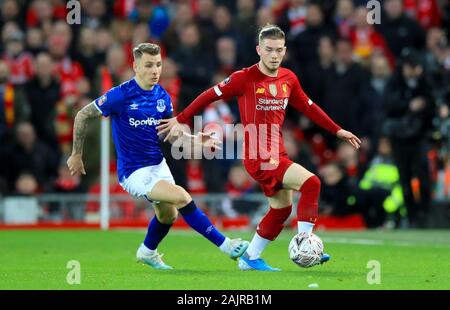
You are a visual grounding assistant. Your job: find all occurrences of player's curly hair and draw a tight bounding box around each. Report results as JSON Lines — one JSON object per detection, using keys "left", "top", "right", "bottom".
{"left": 258, "top": 24, "right": 285, "bottom": 44}
{"left": 133, "top": 43, "right": 161, "bottom": 59}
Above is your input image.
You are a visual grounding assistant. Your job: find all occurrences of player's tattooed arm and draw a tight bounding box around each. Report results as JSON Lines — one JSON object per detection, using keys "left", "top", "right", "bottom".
{"left": 67, "top": 102, "right": 101, "bottom": 176}
{"left": 72, "top": 102, "right": 102, "bottom": 155}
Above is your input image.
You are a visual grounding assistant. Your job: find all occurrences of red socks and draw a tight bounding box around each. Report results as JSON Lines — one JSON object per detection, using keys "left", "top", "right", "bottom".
{"left": 257, "top": 205, "right": 292, "bottom": 241}
{"left": 256, "top": 175, "right": 321, "bottom": 241}
{"left": 297, "top": 175, "right": 320, "bottom": 223}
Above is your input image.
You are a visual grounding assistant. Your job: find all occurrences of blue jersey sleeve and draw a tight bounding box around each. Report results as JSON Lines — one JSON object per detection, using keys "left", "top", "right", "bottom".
{"left": 162, "top": 91, "right": 173, "bottom": 118}
{"left": 94, "top": 86, "right": 124, "bottom": 117}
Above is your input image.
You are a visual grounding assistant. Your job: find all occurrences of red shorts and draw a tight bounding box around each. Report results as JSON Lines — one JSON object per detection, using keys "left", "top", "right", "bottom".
{"left": 243, "top": 155, "right": 293, "bottom": 197}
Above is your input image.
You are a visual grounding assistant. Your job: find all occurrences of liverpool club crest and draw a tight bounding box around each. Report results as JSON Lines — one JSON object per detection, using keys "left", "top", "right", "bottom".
{"left": 269, "top": 84, "right": 277, "bottom": 97}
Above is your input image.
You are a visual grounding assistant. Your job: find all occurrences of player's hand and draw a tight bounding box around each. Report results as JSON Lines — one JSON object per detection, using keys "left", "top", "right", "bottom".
{"left": 67, "top": 154, "right": 86, "bottom": 176}
{"left": 336, "top": 129, "right": 361, "bottom": 149}
{"left": 157, "top": 117, "right": 180, "bottom": 141}
{"left": 196, "top": 132, "right": 222, "bottom": 150}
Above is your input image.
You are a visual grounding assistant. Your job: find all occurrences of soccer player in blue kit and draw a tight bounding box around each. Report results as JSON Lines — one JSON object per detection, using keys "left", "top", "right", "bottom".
{"left": 67, "top": 43, "right": 249, "bottom": 270}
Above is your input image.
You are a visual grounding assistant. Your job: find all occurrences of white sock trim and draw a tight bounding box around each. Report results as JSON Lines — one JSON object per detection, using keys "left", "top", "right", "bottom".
{"left": 246, "top": 233, "right": 270, "bottom": 260}
{"left": 219, "top": 237, "right": 231, "bottom": 253}
{"left": 298, "top": 221, "right": 315, "bottom": 234}
{"left": 140, "top": 243, "right": 156, "bottom": 255}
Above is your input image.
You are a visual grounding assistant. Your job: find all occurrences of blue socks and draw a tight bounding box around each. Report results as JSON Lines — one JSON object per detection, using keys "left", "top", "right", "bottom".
{"left": 143, "top": 200, "right": 226, "bottom": 250}
{"left": 143, "top": 216, "right": 172, "bottom": 250}
{"left": 179, "top": 200, "right": 226, "bottom": 247}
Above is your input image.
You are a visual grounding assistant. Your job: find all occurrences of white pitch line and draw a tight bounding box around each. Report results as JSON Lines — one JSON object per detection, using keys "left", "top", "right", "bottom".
{"left": 322, "top": 238, "right": 383, "bottom": 245}
{"left": 322, "top": 237, "right": 450, "bottom": 248}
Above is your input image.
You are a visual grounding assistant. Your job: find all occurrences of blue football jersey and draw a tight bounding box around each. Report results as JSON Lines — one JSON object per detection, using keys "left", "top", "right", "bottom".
{"left": 94, "top": 78, "right": 173, "bottom": 182}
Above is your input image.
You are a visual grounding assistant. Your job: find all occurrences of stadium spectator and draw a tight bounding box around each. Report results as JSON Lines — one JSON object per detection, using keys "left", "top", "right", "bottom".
{"left": 403, "top": 0, "right": 442, "bottom": 30}
{"left": 1, "top": 122, "right": 58, "bottom": 192}
{"left": 300, "top": 35, "right": 335, "bottom": 104}
{"left": 376, "top": 0, "right": 426, "bottom": 58}
{"left": 48, "top": 23, "right": 84, "bottom": 101}
{"left": 359, "top": 137, "right": 405, "bottom": 229}
{"left": 111, "top": 20, "right": 134, "bottom": 67}
{"left": 14, "top": 172, "right": 39, "bottom": 196}
{"left": 320, "top": 39, "right": 368, "bottom": 135}
{"left": 336, "top": 141, "right": 364, "bottom": 182}
{"left": 215, "top": 37, "right": 240, "bottom": 77}
{"left": 93, "top": 46, "right": 127, "bottom": 96}
{"left": 196, "top": 0, "right": 216, "bottom": 41}
{"left": 186, "top": 159, "right": 208, "bottom": 195}
{"left": 334, "top": 0, "right": 354, "bottom": 39}
{"left": 159, "top": 57, "right": 181, "bottom": 114}
{"left": 212, "top": 5, "right": 246, "bottom": 67}
{"left": 319, "top": 161, "right": 387, "bottom": 228}
{"left": 283, "top": 128, "right": 317, "bottom": 174}
{"left": 221, "top": 163, "right": 259, "bottom": 217}
{"left": 350, "top": 6, "right": 393, "bottom": 68}
{"left": 94, "top": 27, "right": 114, "bottom": 63}
{"left": 234, "top": 0, "right": 258, "bottom": 65}
{"left": 383, "top": 49, "right": 434, "bottom": 227}
{"left": 132, "top": 22, "right": 152, "bottom": 49}
{"left": 211, "top": 5, "right": 241, "bottom": 43}
{"left": 278, "top": 0, "right": 308, "bottom": 39}
{"left": 0, "top": 0, "right": 22, "bottom": 30}
{"left": 0, "top": 59, "right": 28, "bottom": 143}
{"left": 25, "top": 52, "right": 61, "bottom": 151}
{"left": 162, "top": 2, "right": 195, "bottom": 55}
{"left": 2, "top": 30, "right": 34, "bottom": 86}
{"left": 359, "top": 55, "right": 393, "bottom": 151}
{"left": 171, "top": 22, "right": 215, "bottom": 111}
{"left": 81, "top": 0, "right": 109, "bottom": 30}
{"left": 75, "top": 27, "right": 102, "bottom": 83}
{"left": 256, "top": 5, "right": 276, "bottom": 29}
{"left": 290, "top": 3, "right": 337, "bottom": 69}
{"left": 49, "top": 157, "right": 85, "bottom": 220}
{"left": 25, "top": 27, "right": 45, "bottom": 56}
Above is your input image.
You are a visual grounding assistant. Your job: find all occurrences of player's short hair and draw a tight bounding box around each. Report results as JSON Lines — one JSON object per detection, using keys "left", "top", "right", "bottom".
{"left": 133, "top": 43, "right": 161, "bottom": 59}
{"left": 258, "top": 24, "right": 285, "bottom": 44}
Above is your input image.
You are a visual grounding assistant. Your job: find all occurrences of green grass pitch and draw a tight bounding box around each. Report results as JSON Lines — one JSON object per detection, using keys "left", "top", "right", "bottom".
{"left": 1, "top": 229, "right": 449, "bottom": 290}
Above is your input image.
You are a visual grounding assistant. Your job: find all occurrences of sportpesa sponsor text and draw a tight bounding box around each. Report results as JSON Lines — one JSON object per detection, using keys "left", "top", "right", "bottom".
{"left": 129, "top": 117, "right": 160, "bottom": 127}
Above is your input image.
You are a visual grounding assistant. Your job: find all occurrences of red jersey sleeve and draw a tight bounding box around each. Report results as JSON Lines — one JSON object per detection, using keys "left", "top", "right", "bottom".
{"left": 289, "top": 74, "right": 341, "bottom": 135}
{"left": 176, "top": 70, "right": 247, "bottom": 123}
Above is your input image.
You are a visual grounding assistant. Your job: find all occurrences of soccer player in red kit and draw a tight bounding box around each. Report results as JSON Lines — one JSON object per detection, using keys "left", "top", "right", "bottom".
{"left": 158, "top": 25, "right": 361, "bottom": 271}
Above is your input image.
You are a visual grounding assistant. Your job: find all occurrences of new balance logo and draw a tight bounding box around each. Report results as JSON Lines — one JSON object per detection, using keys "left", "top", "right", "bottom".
{"left": 205, "top": 225, "right": 213, "bottom": 234}
{"left": 256, "top": 87, "right": 265, "bottom": 94}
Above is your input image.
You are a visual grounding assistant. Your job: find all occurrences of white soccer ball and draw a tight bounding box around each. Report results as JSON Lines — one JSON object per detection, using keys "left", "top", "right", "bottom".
{"left": 288, "top": 232, "right": 324, "bottom": 268}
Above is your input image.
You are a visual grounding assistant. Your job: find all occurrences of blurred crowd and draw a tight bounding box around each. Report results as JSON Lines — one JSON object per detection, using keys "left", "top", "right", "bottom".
{"left": 0, "top": 0, "right": 449, "bottom": 228}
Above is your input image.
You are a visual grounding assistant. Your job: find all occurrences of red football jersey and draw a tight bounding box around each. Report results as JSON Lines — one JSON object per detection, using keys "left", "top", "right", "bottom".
{"left": 177, "top": 64, "right": 341, "bottom": 160}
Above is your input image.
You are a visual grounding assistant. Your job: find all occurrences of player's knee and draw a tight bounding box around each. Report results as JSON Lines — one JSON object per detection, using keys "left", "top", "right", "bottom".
{"left": 301, "top": 175, "right": 321, "bottom": 193}
{"left": 173, "top": 186, "right": 192, "bottom": 207}
{"left": 158, "top": 208, "right": 178, "bottom": 224}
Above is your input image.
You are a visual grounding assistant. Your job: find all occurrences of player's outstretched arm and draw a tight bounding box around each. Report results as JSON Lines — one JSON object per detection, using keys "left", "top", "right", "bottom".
{"left": 160, "top": 121, "right": 222, "bottom": 150}
{"left": 157, "top": 72, "right": 245, "bottom": 137}
{"left": 157, "top": 117, "right": 180, "bottom": 141}
{"left": 67, "top": 102, "right": 102, "bottom": 176}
